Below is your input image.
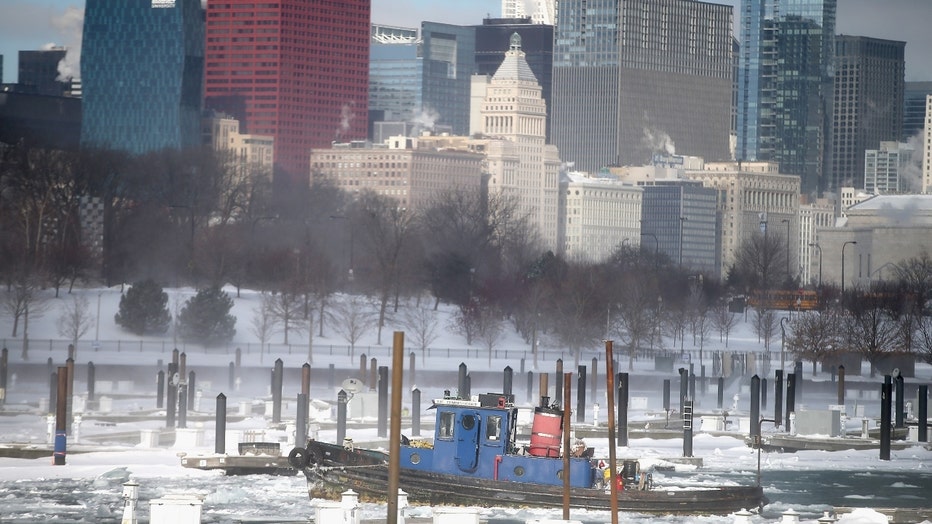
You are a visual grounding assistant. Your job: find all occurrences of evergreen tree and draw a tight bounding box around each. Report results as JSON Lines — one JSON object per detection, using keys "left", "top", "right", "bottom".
{"left": 114, "top": 279, "right": 171, "bottom": 335}
{"left": 178, "top": 286, "right": 236, "bottom": 345}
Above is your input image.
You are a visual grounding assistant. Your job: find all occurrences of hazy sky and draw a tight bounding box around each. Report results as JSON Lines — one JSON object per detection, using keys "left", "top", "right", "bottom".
{"left": 1, "top": 0, "right": 931, "bottom": 85}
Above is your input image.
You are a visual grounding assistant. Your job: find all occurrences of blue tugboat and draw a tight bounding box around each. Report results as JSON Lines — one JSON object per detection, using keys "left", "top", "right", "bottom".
{"left": 289, "top": 393, "right": 765, "bottom": 514}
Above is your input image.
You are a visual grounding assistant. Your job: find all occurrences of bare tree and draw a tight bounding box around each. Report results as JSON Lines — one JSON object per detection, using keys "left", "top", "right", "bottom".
{"left": 451, "top": 297, "right": 482, "bottom": 346}
{"left": 843, "top": 293, "right": 900, "bottom": 376}
{"left": 3, "top": 277, "right": 46, "bottom": 338}
{"left": 329, "top": 295, "right": 376, "bottom": 358}
{"left": 614, "top": 275, "right": 659, "bottom": 368}
{"left": 56, "top": 294, "right": 95, "bottom": 358}
{"left": 914, "top": 314, "right": 932, "bottom": 364}
{"left": 752, "top": 308, "right": 778, "bottom": 351}
{"left": 475, "top": 305, "right": 504, "bottom": 365}
{"left": 251, "top": 292, "right": 279, "bottom": 363}
{"left": 786, "top": 309, "right": 841, "bottom": 374}
{"left": 268, "top": 289, "right": 305, "bottom": 345}
{"left": 352, "top": 191, "right": 418, "bottom": 345}
{"left": 710, "top": 300, "right": 739, "bottom": 347}
{"left": 401, "top": 304, "right": 441, "bottom": 363}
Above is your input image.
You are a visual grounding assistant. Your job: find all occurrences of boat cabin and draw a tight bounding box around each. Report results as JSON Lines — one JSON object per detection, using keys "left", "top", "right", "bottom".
{"left": 397, "top": 393, "right": 596, "bottom": 488}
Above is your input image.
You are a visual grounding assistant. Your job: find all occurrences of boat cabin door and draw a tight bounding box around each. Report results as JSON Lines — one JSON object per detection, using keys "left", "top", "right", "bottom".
{"left": 454, "top": 410, "right": 480, "bottom": 472}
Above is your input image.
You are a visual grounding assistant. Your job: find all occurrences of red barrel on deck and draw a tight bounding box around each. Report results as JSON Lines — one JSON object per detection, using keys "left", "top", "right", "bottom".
{"left": 528, "top": 406, "right": 563, "bottom": 457}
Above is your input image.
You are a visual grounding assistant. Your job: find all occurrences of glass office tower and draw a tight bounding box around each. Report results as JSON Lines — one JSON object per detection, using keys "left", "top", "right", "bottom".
{"left": 735, "top": 0, "right": 836, "bottom": 196}
{"left": 81, "top": 0, "right": 204, "bottom": 154}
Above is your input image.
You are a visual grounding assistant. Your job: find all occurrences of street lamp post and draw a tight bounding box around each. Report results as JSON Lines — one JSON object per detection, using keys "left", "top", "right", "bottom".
{"left": 640, "top": 232, "right": 659, "bottom": 267}
{"left": 841, "top": 241, "right": 857, "bottom": 294}
{"left": 780, "top": 316, "right": 789, "bottom": 372}
{"left": 808, "top": 243, "right": 822, "bottom": 289}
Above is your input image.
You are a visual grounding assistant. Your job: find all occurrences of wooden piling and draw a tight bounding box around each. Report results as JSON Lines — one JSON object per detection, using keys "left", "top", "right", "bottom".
{"left": 215, "top": 393, "right": 226, "bottom": 454}
{"left": 387, "top": 332, "right": 405, "bottom": 524}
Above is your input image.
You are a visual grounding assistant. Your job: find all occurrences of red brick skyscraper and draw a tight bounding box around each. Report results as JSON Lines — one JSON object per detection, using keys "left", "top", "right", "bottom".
{"left": 204, "top": 0, "right": 370, "bottom": 189}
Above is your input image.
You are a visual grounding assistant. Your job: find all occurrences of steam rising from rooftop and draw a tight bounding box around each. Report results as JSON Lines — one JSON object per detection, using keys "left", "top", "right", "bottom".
{"left": 52, "top": 6, "right": 83, "bottom": 82}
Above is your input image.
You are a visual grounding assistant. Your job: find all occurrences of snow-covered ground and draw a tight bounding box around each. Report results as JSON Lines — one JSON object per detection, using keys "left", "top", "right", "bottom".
{"left": 0, "top": 286, "right": 930, "bottom": 523}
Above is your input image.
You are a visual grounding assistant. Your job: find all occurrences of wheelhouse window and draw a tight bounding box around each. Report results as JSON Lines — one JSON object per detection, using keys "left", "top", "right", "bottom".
{"left": 438, "top": 411, "right": 455, "bottom": 439}
{"left": 486, "top": 415, "right": 502, "bottom": 441}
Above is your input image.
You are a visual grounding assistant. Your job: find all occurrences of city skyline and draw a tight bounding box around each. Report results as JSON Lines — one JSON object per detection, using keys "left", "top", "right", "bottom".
{"left": 2, "top": 0, "right": 932, "bottom": 86}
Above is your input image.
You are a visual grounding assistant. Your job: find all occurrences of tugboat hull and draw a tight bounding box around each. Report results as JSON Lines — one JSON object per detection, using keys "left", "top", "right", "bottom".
{"left": 295, "top": 439, "right": 766, "bottom": 515}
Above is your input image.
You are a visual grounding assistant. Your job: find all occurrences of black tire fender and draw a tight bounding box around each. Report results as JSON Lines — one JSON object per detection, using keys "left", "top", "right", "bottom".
{"left": 288, "top": 447, "right": 309, "bottom": 469}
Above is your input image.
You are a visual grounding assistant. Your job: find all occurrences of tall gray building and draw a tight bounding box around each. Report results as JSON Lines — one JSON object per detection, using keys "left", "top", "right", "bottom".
{"left": 551, "top": 0, "right": 733, "bottom": 173}
{"left": 831, "top": 35, "right": 905, "bottom": 190}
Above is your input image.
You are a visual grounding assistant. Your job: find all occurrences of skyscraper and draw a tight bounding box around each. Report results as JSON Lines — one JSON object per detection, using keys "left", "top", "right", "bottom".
{"left": 831, "top": 36, "right": 905, "bottom": 191}
{"left": 474, "top": 18, "right": 553, "bottom": 141}
{"left": 18, "top": 48, "right": 70, "bottom": 97}
{"left": 419, "top": 22, "right": 476, "bottom": 137}
{"left": 478, "top": 33, "right": 560, "bottom": 250}
{"left": 735, "top": 0, "right": 836, "bottom": 196}
{"left": 81, "top": 0, "right": 204, "bottom": 154}
{"left": 551, "top": 0, "right": 733, "bottom": 173}
{"left": 369, "top": 25, "right": 421, "bottom": 128}
{"left": 204, "top": 0, "right": 370, "bottom": 188}
{"left": 903, "top": 82, "right": 932, "bottom": 142}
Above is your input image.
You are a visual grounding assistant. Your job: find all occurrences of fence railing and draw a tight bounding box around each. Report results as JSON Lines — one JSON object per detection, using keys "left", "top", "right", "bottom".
{"left": 0, "top": 337, "right": 792, "bottom": 369}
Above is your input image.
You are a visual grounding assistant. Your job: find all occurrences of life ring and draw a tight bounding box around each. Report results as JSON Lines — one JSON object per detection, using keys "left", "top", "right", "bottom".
{"left": 288, "top": 447, "right": 309, "bottom": 469}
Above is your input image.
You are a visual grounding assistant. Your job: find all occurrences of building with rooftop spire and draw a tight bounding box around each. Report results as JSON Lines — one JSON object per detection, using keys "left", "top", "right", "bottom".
{"left": 474, "top": 33, "right": 561, "bottom": 251}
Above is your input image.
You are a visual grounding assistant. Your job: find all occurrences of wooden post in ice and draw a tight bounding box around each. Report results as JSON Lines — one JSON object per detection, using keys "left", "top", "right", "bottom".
{"left": 590, "top": 357, "right": 598, "bottom": 404}
{"left": 526, "top": 370, "right": 533, "bottom": 404}
{"left": 409, "top": 352, "right": 416, "bottom": 390}
{"left": 576, "top": 365, "right": 587, "bottom": 424}
{"left": 187, "top": 371, "right": 196, "bottom": 411}
{"left": 750, "top": 375, "right": 761, "bottom": 440}
{"left": 503, "top": 366, "right": 513, "bottom": 396}
{"left": 156, "top": 369, "right": 165, "bottom": 409}
{"left": 411, "top": 388, "right": 421, "bottom": 437}
{"left": 663, "top": 379, "right": 671, "bottom": 426}
{"left": 358, "top": 354, "right": 366, "bottom": 386}
{"left": 555, "top": 359, "right": 563, "bottom": 406}
{"left": 272, "top": 358, "right": 283, "bottom": 424}
{"left": 369, "top": 358, "right": 378, "bottom": 391}
{"left": 296, "top": 393, "right": 308, "bottom": 448}
{"left": 617, "top": 371, "right": 629, "bottom": 447}
{"left": 562, "top": 371, "right": 572, "bottom": 520}
{"left": 0, "top": 347, "right": 7, "bottom": 406}
{"left": 539, "top": 372, "right": 549, "bottom": 406}
{"left": 605, "top": 341, "right": 619, "bottom": 524}
{"left": 894, "top": 372, "right": 905, "bottom": 428}
{"left": 49, "top": 370, "right": 57, "bottom": 415}
{"left": 716, "top": 376, "right": 723, "bottom": 409}
{"left": 53, "top": 366, "right": 68, "bottom": 465}
{"left": 919, "top": 385, "right": 928, "bottom": 443}
{"left": 378, "top": 366, "right": 388, "bottom": 438}
{"left": 166, "top": 362, "right": 177, "bottom": 428}
{"left": 457, "top": 363, "right": 468, "bottom": 399}
{"left": 837, "top": 365, "right": 846, "bottom": 406}
{"left": 301, "top": 363, "right": 310, "bottom": 396}
{"left": 678, "top": 367, "right": 688, "bottom": 414}
{"left": 337, "top": 389, "right": 347, "bottom": 445}
{"left": 880, "top": 376, "right": 892, "bottom": 460}
{"left": 65, "top": 358, "right": 74, "bottom": 436}
{"left": 785, "top": 373, "right": 796, "bottom": 430}
{"left": 774, "top": 369, "right": 783, "bottom": 428}
{"left": 215, "top": 393, "right": 226, "bottom": 454}
{"left": 387, "top": 332, "right": 405, "bottom": 524}
{"left": 761, "top": 377, "right": 767, "bottom": 410}
{"left": 87, "top": 362, "right": 96, "bottom": 402}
